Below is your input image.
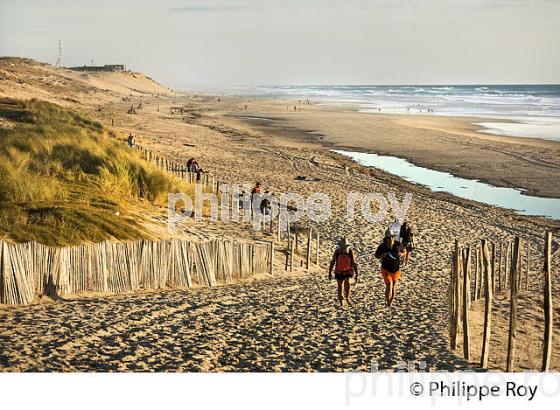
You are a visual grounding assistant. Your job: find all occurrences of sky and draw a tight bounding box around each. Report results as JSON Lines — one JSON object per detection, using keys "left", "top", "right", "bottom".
{"left": 1, "top": 0, "right": 559, "bottom": 89}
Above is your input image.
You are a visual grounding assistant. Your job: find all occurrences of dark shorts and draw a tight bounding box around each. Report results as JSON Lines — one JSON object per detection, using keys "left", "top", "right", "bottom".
{"left": 403, "top": 242, "right": 413, "bottom": 252}
{"left": 335, "top": 270, "right": 354, "bottom": 280}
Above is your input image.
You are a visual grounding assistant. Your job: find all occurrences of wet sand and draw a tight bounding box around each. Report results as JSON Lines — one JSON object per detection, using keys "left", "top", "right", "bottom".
{"left": 227, "top": 100, "right": 560, "bottom": 198}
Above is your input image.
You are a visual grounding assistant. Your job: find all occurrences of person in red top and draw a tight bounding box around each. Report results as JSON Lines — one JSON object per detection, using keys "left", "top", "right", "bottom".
{"left": 251, "top": 181, "right": 261, "bottom": 197}
{"left": 328, "top": 237, "right": 358, "bottom": 306}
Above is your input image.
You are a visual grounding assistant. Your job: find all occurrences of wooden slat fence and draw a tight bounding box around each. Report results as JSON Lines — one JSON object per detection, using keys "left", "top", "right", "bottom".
{"left": 0, "top": 238, "right": 272, "bottom": 306}
{"left": 448, "top": 233, "right": 555, "bottom": 371}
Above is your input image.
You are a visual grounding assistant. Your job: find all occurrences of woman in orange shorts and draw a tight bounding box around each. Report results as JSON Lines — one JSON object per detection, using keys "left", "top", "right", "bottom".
{"left": 375, "top": 229, "right": 405, "bottom": 307}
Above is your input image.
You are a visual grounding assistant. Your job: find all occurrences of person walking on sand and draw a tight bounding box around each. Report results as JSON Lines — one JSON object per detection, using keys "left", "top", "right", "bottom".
{"left": 251, "top": 181, "right": 261, "bottom": 198}
{"left": 375, "top": 229, "right": 405, "bottom": 307}
{"left": 399, "top": 221, "right": 415, "bottom": 267}
{"left": 328, "top": 237, "right": 358, "bottom": 306}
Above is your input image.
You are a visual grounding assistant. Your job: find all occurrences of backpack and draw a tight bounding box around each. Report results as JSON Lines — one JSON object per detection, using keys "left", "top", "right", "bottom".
{"left": 335, "top": 250, "right": 353, "bottom": 272}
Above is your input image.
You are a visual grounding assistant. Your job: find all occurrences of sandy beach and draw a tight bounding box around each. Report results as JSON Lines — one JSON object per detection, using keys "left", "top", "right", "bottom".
{"left": 225, "top": 99, "right": 560, "bottom": 198}
{"left": 0, "top": 59, "right": 559, "bottom": 372}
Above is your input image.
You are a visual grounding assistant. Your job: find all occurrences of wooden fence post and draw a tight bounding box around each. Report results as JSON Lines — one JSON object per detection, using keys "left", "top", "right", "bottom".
{"left": 473, "top": 248, "right": 479, "bottom": 301}
{"left": 462, "top": 247, "right": 471, "bottom": 360}
{"left": 481, "top": 239, "right": 493, "bottom": 368}
{"left": 269, "top": 241, "right": 275, "bottom": 276}
{"left": 306, "top": 227, "right": 312, "bottom": 271}
{"left": 525, "top": 244, "right": 530, "bottom": 291}
{"left": 290, "top": 238, "right": 295, "bottom": 272}
{"left": 506, "top": 237, "right": 521, "bottom": 372}
{"left": 315, "top": 230, "right": 320, "bottom": 266}
{"left": 517, "top": 240, "right": 523, "bottom": 292}
{"left": 542, "top": 232, "right": 553, "bottom": 372}
{"left": 479, "top": 247, "right": 484, "bottom": 299}
{"left": 491, "top": 242, "right": 496, "bottom": 294}
{"left": 505, "top": 242, "right": 510, "bottom": 290}
{"left": 450, "top": 240, "right": 461, "bottom": 350}
{"left": 498, "top": 242, "right": 503, "bottom": 292}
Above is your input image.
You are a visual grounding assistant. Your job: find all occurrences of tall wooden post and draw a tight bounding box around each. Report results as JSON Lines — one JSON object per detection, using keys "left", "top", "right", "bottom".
{"left": 491, "top": 242, "right": 496, "bottom": 294}
{"left": 450, "top": 240, "right": 461, "bottom": 350}
{"left": 287, "top": 220, "right": 291, "bottom": 248}
{"left": 315, "top": 230, "right": 320, "bottom": 266}
{"left": 542, "top": 232, "right": 553, "bottom": 372}
{"left": 506, "top": 237, "right": 521, "bottom": 372}
{"left": 290, "top": 238, "right": 295, "bottom": 272}
{"left": 525, "top": 244, "right": 530, "bottom": 291}
{"left": 505, "top": 242, "right": 510, "bottom": 290}
{"left": 498, "top": 242, "right": 503, "bottom": 292}
{"left": 306, "top": 227, "right": 312, "bottom": 271}
{"left": 269, "top": 242, "right": 275, "bottom": 276}
{"left": 462, "top": 247, "right": 471, "bottom": 360}
{"left": 517, "top": 240, "right": 523, "bottom": 292}
{"left": 473, "top": 248, "right": 479, "bottom": 301}
{"left": 481, "top": 239, "right": 493, "bottom": 368}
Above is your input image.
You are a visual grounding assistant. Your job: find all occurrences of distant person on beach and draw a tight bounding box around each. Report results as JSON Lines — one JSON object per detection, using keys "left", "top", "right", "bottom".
{"left": 328, "top": 237, "right": 358, "bottom": 306}
{"left": 375, "top": 229, "right": 406, "bottom": 307}
{"left": 399, "top": 222, "right": 415, "bottom": 267}
{"left": 251, "top": 181, "right": 261, "bottom": 198}
{"left": 196, "top": 167, "right": 204, "bottom": 182}
{"left": 259, "top": 191, "right": 272, "bottom": 216}
{"left": 187, "top": 158, "right": 199, "bottom": 173}
{"left": 127, "top": 133, "right": 135, "bottom": 147}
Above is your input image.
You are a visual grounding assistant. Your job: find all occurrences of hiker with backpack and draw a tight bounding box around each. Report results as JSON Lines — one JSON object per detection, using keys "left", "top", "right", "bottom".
{"left": 375, "top": 229, "right": 406, "bottom": 307}
{"left": 127, "top": 132, "right": 135, "bottom": 148}
{"left": 399, "top": 221, "right": 414, "bottom": 267}
{"left": 328, "top": 237, "right": 358, "bottom": 306}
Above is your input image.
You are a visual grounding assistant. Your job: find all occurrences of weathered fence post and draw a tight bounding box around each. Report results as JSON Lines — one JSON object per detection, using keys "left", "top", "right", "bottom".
{"left": 306, "top": 227, "right": 312, "bottom": 271}
{"left": 525, "top": 243, "right": 530, "bottom": 291}
{"left": 473, "top": 247, "right": 479, "bottom": 301}
{"left": 290, "top": 238, "right": 295, "bottom": 272}
{"left": 517, "top": 240, "right": 523, "bottom": 292}
{"left": 542, "top": 232, "right": 553, "bottom": 372}
{"left": 498, "top": 242, "right": 503, "bottom": 292}
{"left": 462, "top": 247, "right": 471, "bottom": 360}
{"left": 269, "top": 241, "right": 275, "bottom": 276}
{"left": 505, "top": 242, "right": 511, "bottom": 290}
{"left": 478, "top": 246, "right": 484, "bottom": 299}
{"left": 491, "top": 242, "right": 496, "bottom": 294}
{"left": 315, "top": 230, "right": 320, "bottom": 267}
{"left": 450, "top": 240, "right": 461, "bottom": 350}
{"left": 506, "top": 237, "right": 521, "bottom": 372}
{"left": 481, "top": 239, "right": 493, "bottom": 368}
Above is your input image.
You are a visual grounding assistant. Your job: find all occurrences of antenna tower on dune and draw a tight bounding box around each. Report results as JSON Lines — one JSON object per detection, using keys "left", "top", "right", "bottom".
{"left": 55, "top": 40, "right": 64, "bottom": 67}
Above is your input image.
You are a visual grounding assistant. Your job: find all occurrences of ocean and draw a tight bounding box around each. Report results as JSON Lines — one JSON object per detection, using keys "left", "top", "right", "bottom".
{"left": 226, "top": 84, "right": 560, "bottom": 141}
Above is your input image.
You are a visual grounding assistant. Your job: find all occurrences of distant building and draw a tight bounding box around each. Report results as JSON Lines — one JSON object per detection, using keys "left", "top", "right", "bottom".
{"left": 69, "top": 64, "right": 126, "bottom": 72}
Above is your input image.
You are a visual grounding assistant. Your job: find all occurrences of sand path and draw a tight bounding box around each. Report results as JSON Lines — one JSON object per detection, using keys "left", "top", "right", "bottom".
{"left": 0, "top": 269, "right": 471, "bottom": 371}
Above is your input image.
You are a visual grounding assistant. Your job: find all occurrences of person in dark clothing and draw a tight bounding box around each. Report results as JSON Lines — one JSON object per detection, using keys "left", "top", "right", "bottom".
{"left": 375, "top": 229, "right": 405, "bottom": 307}
{"left": 328, "top": 237, "right": 358, "bottom": 306}
{"left": 259, "top": 192, "right": 271, "bottom": 216}
{"left": 196, "top": 168, "right": 204, "bottom": 182}
{"left": 399, "top": 221, "right": 415, "bottom": 267}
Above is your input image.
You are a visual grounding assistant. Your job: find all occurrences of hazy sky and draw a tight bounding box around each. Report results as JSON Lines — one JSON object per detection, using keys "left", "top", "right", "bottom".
{"left": 1, "top": 0, "right": 559, "bottom": 89}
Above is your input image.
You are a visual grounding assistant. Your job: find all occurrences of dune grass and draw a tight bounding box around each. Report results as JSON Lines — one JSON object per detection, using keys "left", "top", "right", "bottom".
{"left": 0, "top": 98, "right": 194, "bottom": 245}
